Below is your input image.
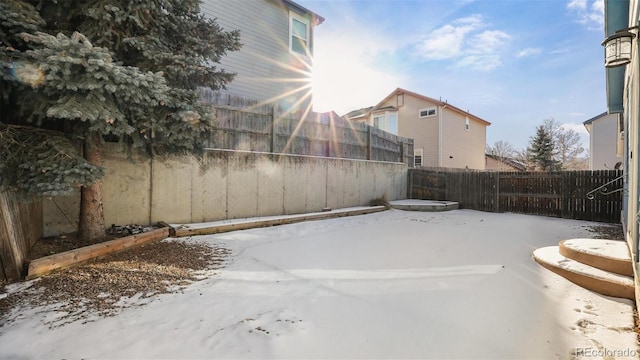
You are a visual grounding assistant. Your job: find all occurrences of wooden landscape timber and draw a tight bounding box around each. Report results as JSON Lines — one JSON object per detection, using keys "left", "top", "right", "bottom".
{"left": 26, "top": 227, "right": 170, "bottom": 280}
{"left": 172, "top": 206, "right": 387, "bottom": 237}
{"left": 26, "top": 207, "right": 387, "bottom": 279}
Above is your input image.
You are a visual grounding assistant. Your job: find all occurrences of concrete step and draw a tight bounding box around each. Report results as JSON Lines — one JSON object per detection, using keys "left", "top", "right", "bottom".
{"left": 559, "top": 238, "right": 632, "bottom": 277}
{"left": 533, "top": 246, "right": 635, "bottom": 300}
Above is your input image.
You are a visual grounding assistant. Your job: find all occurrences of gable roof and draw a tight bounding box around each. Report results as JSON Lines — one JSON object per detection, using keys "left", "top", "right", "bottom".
{"left": 374, "top": 88, "right": 491, "bottom": 126}
{"left": 344, "top": 106, "right": 373, "bottom": 121}
{"left": 583, "top": 112, "right": 609, "bottom": 126}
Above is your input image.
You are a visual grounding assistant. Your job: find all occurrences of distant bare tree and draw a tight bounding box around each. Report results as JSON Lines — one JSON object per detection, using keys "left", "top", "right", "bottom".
{"left": 513, "top": 148, "right": 529, "bottom": 164}
{"left": 563, "top": 157, "right": 589, "bottom": 170}
{"left": 486, "top": 140, "right": 516, "bottom": 159}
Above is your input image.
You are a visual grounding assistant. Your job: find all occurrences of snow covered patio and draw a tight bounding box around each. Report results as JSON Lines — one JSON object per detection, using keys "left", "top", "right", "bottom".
{"left": 1, "top": 209, "right": 639, "bottom": 359}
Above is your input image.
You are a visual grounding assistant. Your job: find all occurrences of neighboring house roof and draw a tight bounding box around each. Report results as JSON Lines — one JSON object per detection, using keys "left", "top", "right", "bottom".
{"left": 344, "top": 106, "right": 373, "bottom": 121}
{"left": 281, "top": 0, "right": 325, "bottom": 24}
{"left": 485, "top": 154, "right": 527, "bottom": 171}
{"left": 345, "top": 88, "right": 491, "bottom": 126}
{"left": 377, "top": 88, "right": 491, "bottom": 126}
{"left": 583, "top": 111, "right": 609, "bottom": 129}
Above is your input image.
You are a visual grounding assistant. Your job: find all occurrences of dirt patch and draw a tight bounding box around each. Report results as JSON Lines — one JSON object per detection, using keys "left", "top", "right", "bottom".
{"left": 1, "top": 239, "right": 231, "bottom": 329}
{"left": 585, "top": 223, "right": 624, "bottom": 241}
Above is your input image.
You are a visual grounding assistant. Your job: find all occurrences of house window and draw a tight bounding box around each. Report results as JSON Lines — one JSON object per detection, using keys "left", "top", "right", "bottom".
{"left": 373, "top": 114, "right": 384, "bottom": 129}
{"left": 290, "top": 12, "right": 310, "bottom": 55}
{"left": 388, "top": 113, "right": 397, "bottom": 134}
{"left": 414, "top": 149, "right": 423, "bottom": 167}
{"left": 419, "top": 107, "right": 437, "bottom": 118}
{"left": 465, "top": 117, "right": 470, "bottom": 131}
{"left": 371, "top": 111, "right": 398, "bottom": 135}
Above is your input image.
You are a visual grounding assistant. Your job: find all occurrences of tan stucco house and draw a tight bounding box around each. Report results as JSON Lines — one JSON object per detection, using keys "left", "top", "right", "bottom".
{"left": 346, "top": 88, "right": 491, "bottom": 169}
{"left": 201, "top": 0, "right": 323, "bottom": 113}
{"left": 583, "top": 112, "right": 623, "bottom": 170}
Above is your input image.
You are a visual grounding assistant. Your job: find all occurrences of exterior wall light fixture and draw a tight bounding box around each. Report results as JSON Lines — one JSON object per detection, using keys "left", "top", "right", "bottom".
{"left": 602, "top": 27, "right": 638, "bottom": 67}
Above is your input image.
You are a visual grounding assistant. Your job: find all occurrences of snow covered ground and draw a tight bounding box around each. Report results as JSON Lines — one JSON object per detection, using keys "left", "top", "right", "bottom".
{"left": 1, "top": 209, "right": 639, "bottom": 359}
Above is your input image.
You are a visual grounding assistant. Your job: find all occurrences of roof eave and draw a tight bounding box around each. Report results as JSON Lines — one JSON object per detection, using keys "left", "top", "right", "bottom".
{"left": 604, "top": 0, "right": 629, "bottom": 114}
{"left": 377, "top": 88, "right": 491, "bottom": 126}
{"left": 281, "top": 0, "right": 325, "bottom": 25}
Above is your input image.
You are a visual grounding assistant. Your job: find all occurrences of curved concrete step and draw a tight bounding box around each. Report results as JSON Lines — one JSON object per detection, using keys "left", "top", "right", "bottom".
{"left": 559, "top": 238, "right": 632, "bottom": 277}
{"left": 533, "top": 246, "right": 635, "bottom": 300}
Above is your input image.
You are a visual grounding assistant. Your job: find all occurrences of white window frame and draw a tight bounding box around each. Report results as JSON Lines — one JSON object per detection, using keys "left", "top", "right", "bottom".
{"left": 289, "top": 11, "right": 310, "bottom": 56}
{"left": 371, "top": 111, "right": 398, "bottom": 134}
{"left": 373, "top": 114, "right": 384, "bottom": 129}
{"left": 414, "top": 149, "right": 423, "bottom": 167}
{"left": 419, "top": 107, "right": 437, "bottom": 118}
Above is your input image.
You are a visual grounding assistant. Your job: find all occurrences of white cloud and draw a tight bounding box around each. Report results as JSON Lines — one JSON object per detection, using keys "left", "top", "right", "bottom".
{"left": 415, "top": 15, "right": 484, "bottom": 60}
{"left": 567, "top": 0, "right": 587, "bottom": 10}
{"left": 549, "top": 49, "right": 569, "bottom": 55}
{"left": 561, "top": 122, "right": 589, "bottom": 137}
{"left": 517, "top": 47, "right": 542, "bottom": 58}
{"left": 455, "top": 14, "right": 484, "bottom": 25}
{"left": 567, "top": 0, "right": 604, "bottom": 29}
{"left": 469, "top": 30, "right": 511, "bottom": 54}
{"left": 416, "top": 24, "right": 470, "bottom": 59}
{"left": 455, "top": 55, "right": 503, "bottom": 71}
{"left": 415, "top": 15, "right": 510, "bottom": 71}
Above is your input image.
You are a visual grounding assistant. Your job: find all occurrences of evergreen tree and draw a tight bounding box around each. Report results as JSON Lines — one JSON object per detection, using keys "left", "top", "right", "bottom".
{"left": 543, "top": 118, "right": 585, "bottom": 170}
{"left": 0, "top": 0, "right": 241, "bottom": 240}
{"left": 527, "top": 125, "right": 561, "bottom": 171}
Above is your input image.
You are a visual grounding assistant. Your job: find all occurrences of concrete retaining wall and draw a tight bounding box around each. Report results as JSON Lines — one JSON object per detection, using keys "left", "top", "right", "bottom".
{"left": 43, "top": 146, "right": 408, "bottom": 236}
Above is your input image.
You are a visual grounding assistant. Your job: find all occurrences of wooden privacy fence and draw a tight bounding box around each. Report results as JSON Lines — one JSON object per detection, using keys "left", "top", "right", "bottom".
{"left": 200, "top": 89, "right": 414, "bottom": 166}
{"left": 409, "top": 169, "right": 624, "bottom": 223}
{"left": 0, "top": 192, "right": 42, "bottom": 281}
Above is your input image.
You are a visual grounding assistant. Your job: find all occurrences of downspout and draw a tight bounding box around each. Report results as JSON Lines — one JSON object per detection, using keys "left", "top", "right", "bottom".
{"left": 438, "top": 106, "right": 442, "bottom": 166}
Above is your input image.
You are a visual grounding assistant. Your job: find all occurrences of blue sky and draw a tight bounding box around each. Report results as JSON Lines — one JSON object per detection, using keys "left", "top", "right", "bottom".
{"left": 297, "top": 0, "right": 606, "bottom": 151}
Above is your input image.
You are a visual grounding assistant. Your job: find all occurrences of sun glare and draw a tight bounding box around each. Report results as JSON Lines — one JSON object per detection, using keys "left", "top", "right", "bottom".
{"left": 310, "top": 39, "right": 401, "bottom": 116}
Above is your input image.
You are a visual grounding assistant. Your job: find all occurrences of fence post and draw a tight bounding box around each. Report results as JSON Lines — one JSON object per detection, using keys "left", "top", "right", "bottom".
{"left": 327, "top": 119, "right": 332, "bottom": 158}
{"left": 561, "top": 172, "right": 571, "bottom": 219}
{"left": 407, "top": 169, "right": 413, "bottom": 198}
{"left": 495, "top": 172, "right": 500, "bottom": 213}
{"left": 270, "top": 105, "right": 276, "bottom": 154}
{"left": 367, "top": 126, "right": 372, "bottom": 160}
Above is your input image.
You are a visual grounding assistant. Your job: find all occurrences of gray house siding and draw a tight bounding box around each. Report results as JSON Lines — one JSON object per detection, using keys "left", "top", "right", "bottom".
{"left": 201, "top": 0, "right": 316, "bottom": 112}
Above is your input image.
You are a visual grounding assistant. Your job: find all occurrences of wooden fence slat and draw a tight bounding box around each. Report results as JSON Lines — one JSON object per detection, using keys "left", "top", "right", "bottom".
{"left": 409, "top": 169, "right": 623, "bottom": 223}
{"left": 0, "top": 192, "right": 43, "bottom": 281}
{"left": 200, "top": 90, "right": 411, "bottom": 165}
